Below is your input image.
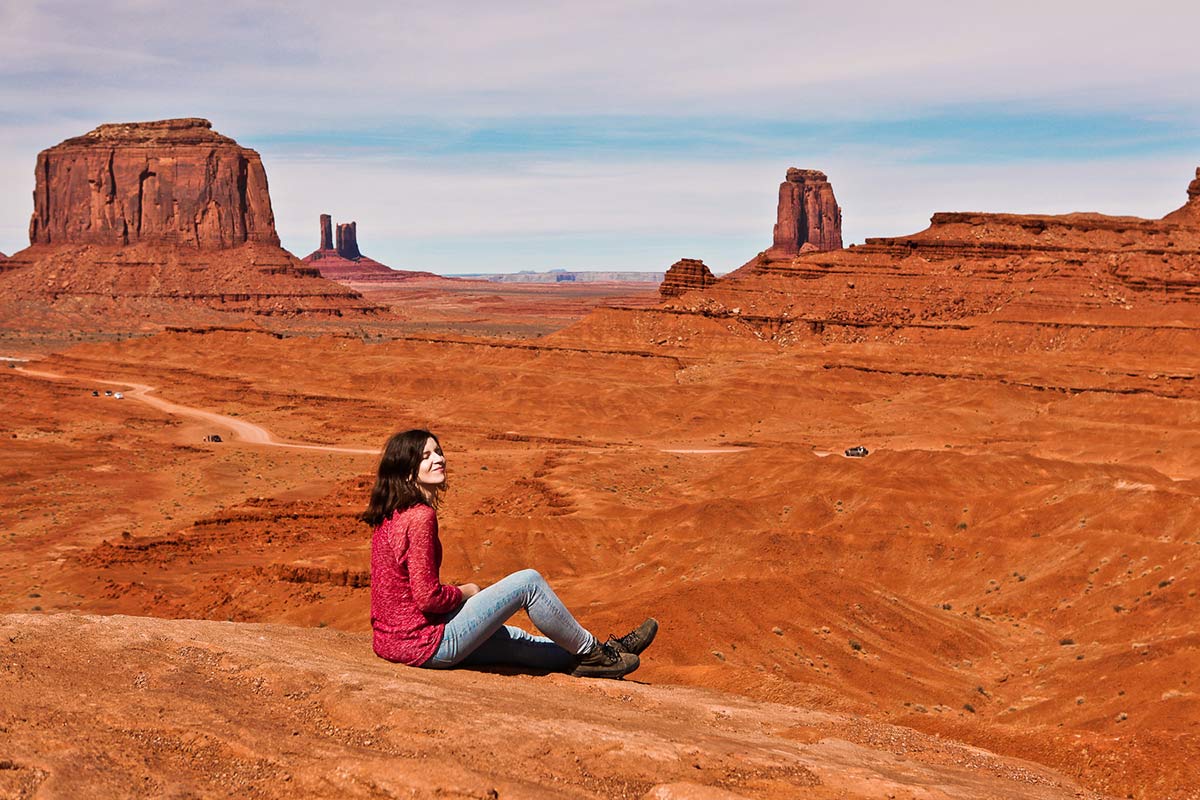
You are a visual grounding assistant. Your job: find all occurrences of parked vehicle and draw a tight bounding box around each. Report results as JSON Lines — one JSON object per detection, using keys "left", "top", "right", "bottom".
{"left": 113, "top": 392, "right": 124, "bottom": 400}
{"left": 844, "top": 445, "right": 869, "bottom": 458}
{"left": 203, "top": 434, "right": 223, "bottom": 443}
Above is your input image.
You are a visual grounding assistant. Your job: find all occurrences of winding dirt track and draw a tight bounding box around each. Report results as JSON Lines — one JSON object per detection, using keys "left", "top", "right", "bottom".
{"left": 16, "top": 365, "right": 380, "bottom": 455}
{"left": 15, "top": 364, "right": 756, "bottom": 458}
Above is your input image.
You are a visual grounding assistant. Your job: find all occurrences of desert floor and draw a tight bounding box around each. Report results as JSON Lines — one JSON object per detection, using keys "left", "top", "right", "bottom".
{"left": 2, "top": 280, "right": 1197, "bottom": 799}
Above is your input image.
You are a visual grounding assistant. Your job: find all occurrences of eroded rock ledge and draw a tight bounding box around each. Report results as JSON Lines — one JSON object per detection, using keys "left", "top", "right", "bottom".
{"left": 0, "top": 613, "right": 1099, "bottom": 800}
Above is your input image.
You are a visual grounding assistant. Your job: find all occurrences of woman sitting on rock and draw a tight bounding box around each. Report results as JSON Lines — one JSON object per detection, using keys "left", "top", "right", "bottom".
{"left": 362, "top": 429, "right": 656, "bottom": 679}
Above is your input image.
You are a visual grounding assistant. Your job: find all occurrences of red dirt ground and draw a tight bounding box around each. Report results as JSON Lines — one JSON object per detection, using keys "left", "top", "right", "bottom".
{"left": 2, "top": 262, "right": 1197, "bottom": 797}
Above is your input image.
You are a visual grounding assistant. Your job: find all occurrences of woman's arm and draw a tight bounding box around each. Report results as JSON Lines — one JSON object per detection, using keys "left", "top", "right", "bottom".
{"left": 406, "top": 507, "right": 464, "bottom": 613}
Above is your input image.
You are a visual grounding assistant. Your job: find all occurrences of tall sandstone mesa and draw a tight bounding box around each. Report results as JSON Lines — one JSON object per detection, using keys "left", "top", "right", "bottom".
{"left": 1, "top": 118, "right": 376, "bottom": 322}
{"left": 28, "top": 118, "right": 279, "bottom": 249}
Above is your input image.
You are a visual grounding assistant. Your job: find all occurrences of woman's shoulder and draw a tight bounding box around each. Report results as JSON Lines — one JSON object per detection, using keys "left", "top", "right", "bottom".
{"left": 384, "top": 502, "right": 436, "bottom": 529}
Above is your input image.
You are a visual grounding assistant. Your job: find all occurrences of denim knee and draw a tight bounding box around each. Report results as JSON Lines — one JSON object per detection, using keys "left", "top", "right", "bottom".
{"left": 514, "top": 568, "right": 544, "bottom": 586}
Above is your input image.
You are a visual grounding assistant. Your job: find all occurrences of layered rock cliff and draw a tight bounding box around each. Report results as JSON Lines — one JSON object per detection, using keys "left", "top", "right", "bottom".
{"left": 1, "top": 119, "right": 377, "bottom": 325}
{"left": 769, "top": 168, "right": 843, "bottom": 257}
{"left": 659, "top": 258, "right": 716, "bottom": 298}
{"left": 590, "top": 167, "right": 1200, "bottom": 351}
{"left": 0, "top": 612, "right": 1104, "bottom": 800}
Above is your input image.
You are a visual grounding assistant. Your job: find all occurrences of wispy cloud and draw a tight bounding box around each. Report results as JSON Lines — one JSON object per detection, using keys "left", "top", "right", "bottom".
{"left": 1, "top": 1, "right": 1197, "bottom": 270}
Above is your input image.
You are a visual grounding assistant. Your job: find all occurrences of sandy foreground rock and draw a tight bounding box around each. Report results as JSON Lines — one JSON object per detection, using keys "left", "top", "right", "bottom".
{"left": 0, "top": 613, "right": 1101, "bottom": 800}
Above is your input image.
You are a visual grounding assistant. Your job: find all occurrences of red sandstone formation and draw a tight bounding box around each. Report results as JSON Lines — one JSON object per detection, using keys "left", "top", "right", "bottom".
{"left": 769, "top": 168, "right": 843, "bottom": 257}
{"left": 0, "top": 119, "right": 376, "bottom": 324}
{"left": 664, "top": 167, "right": 1200, "bottom": 335}
{"left": 301, "top": 214, "right": 440, "bottom": 283}
{"left": 1162, "top": 166, "right": 1200, "bottom": 224}
{"left": 659, "top": 258, "right": 716, "bottom": 298}
{"left": 28, "top": 118, "right": 278, "bottom": 249}
{"left": 335, "top": 222, "right": 362, "bottom": 260}
{"left": 319, "top": 213, "right": 334, "bottom": 251}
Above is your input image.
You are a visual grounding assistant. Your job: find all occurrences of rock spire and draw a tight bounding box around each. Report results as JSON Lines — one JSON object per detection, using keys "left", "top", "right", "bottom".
{"left": 302, "top": 214, "right": 426, "bottom": 282}
{"left": 1163, "top": 167, "right": 1200, "bottom": 223}
{"left": 335, "top": 222, "right": 362, "bottom": 260}
{"left": 320, "top": 214, "right": 334, "bottom": 250}
{"left": 770, "top": 168, "right": 843, "bottom": 256}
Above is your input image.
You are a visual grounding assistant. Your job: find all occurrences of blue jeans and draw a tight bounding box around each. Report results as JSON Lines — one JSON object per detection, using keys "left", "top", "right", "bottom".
{"left": 425, "top": 569, "right": 597, "bottom": 672}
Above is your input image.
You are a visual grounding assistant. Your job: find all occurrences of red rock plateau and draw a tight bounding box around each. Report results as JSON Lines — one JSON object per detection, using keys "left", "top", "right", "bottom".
{"left": 0, "top": 119, "right": 376, "bottom": 330}
{"left": 2, "top": 165, "right": 1199, "bottom": 799}
{"left": 302, "top": 213, "right": 441, "bottom": 284}
{"left": 659, "top": 258, "right": 716, "bottom": 298}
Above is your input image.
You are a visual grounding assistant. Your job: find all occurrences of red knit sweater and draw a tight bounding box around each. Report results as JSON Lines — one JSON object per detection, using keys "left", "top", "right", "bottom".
{"left": 370, "top": 503, "right": 464, "bottom": 665}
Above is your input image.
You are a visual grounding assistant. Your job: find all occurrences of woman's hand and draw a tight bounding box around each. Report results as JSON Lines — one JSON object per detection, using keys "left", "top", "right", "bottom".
{"left": 458, "top": 582, "right": 481, "bottom": 599}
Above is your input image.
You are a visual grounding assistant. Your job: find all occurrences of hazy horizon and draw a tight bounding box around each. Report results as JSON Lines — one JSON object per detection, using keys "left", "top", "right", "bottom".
{"left": 2, "top": 1, "right": 1197, "bottom": 274}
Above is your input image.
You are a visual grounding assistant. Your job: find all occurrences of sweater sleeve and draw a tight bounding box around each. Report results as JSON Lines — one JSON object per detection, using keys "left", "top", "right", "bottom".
{"left": 405, "top": 506, "right": 464, "bottom": 614}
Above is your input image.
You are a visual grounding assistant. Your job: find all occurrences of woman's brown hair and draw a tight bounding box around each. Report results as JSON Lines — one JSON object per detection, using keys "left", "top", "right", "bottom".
{"left": 361, "top": 429, "right": 443, "bottom": 527}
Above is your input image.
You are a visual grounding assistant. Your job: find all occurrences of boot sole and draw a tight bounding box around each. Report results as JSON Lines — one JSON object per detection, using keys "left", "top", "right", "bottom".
{"left": 571, "top": 653, "right": 640, "bottom": 679}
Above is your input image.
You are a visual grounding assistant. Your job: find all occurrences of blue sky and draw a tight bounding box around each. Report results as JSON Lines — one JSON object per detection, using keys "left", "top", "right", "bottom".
{"left": 1, "top": 1, "right": 1197, "bottom": 273}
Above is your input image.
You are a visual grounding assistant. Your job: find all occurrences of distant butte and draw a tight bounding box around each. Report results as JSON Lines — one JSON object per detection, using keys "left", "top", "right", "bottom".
{"left": 301, "top": 214, "right": 442, "bottom": 283}
{"left": 1162, "top": 166, "right": 1200, "bottom": 224}
{"left": 646, "top": 165, "right": 1200, "bottom": 330}
{"left": 656, "top": 167, "right": 841, "bottom": 301}
{"left": 659, "top": 258, "right": 716, "bottom": 298}
{"left": 0, "top": 118, "right": 377, "bottom": 325}
{"left": 769, "top": 167, "right": 843, "bottom": 257}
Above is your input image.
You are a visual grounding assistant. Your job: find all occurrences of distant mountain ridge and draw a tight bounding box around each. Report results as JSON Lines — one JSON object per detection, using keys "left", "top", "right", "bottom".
{"left": 459, "top": 269, "right": 666, "bottom": 283}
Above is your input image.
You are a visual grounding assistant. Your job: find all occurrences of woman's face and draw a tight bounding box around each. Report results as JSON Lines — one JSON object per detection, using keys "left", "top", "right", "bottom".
{"left": 415, "top": 436, "right": 446, "bottom": 487}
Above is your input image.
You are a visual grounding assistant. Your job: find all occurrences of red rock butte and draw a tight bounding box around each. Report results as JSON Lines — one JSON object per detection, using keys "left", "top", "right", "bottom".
{"left": 0, "top": 118, "right": 377, "bottom": 324}
{"left": 659, "top": 258, "right": 716, "bottom": 298}
{"left": 769, "top": 167, "right": 843, "bottom": 257}
{"left": 27, "top": 117, "right": 278, "bottom": 249}
{"left": 301, "top": 214, "right": 440, "bottom": 284}
{"left": 648, "top": 165, "right": 1199, "bottom": 333}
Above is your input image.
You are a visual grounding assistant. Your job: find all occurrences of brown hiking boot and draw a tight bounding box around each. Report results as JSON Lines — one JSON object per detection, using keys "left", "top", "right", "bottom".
{"left": 571, "top": 640, "right": 639, "bottom": 679}
{"left": 609, "top": 618, "right": 658, "bottom": 655}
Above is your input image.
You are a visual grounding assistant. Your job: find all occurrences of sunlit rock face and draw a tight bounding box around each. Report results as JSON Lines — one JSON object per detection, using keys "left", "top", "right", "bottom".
{"left": 769, "top": 167, "right": 843, "bottom": 257}
{"left": 28, "top": 118, "right": 280, "bottom": 249}
{"left": 2, "top": 119, "right": 377, "bottom": 320}
{"left": 659, "top": 258, "right": 716, "bottom": 299}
